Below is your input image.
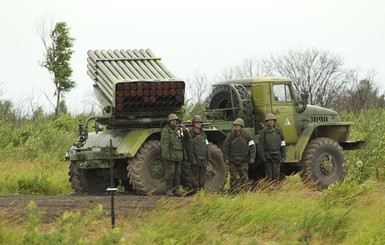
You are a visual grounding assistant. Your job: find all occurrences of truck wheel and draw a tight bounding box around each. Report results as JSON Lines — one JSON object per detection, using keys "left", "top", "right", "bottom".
{"left": 207, "top": 84, "right": 252, "bottom": 127}
{"left": 300, "top": 138, "right": 346, "bottom": 189}
{"left": 68, "top": 162, "right": 111, "bottom": 194}
{"left": 207, "top": 85, "right": 234, "bottom": 121}
{"left": 128, "top": 140, "right": 167, "bottom": 195}
{"left": 205, "top": 144, "right": 227, "bottom": 191}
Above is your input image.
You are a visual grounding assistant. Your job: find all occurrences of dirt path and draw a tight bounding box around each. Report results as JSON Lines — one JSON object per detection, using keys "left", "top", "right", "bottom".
{"left": 0, "top": 194, "right": 164, "bottom": 223}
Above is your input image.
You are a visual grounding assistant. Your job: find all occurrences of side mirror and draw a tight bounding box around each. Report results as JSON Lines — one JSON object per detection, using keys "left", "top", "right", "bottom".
{"left": 296, "top": 92, "right": 308, "bottom": 113}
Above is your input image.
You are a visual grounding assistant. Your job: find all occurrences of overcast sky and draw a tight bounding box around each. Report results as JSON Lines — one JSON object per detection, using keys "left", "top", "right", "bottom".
{"left": 0, "top": 0, "right": 384, "bottom": 114}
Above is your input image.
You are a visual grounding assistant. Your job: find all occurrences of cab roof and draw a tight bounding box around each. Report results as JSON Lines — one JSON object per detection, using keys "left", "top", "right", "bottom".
{"left": 213, "top": 77, "right": 292, "bottom": 86}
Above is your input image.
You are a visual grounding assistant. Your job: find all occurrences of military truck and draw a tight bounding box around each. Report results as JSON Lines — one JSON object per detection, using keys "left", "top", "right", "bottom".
{"left": 66, "top": 49, "right": 364, "bottom": 194}
{"left": 203, "top": 77, "right": 365, "bottom": 188}
{"left": 66, "top": 49, "right": 227, "bottom": 194}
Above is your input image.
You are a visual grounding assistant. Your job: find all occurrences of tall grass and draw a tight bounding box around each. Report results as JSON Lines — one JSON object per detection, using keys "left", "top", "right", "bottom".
{"left": 128, "top": 177, "right": 383, "bottom": 244}
{"left": 0, "top": 114, "right": 78, "bottom": 195}
{"left": 1, "top": 176, "right": 384, "bottom": 244}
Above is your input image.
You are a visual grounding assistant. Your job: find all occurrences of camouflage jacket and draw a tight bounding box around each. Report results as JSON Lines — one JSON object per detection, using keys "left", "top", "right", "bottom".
{"left": 258, "top": 125, "right": 286, "bottom": 160}
{"left": 161, "top": 124, "right": 186, "bottom": 161}
{"left": 186, "top": 128, "right": 211, "bottom": 162}
{"left": 223, "top": 130, "right": 256, "bottom": 164}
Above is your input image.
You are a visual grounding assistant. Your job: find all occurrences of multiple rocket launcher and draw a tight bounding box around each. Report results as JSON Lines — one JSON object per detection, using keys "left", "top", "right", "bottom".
{"left": 87, "top": 49, "right": 185, "bottom": 115}
{"left": 115, "top": 81, "right": 185, "bottom": 112}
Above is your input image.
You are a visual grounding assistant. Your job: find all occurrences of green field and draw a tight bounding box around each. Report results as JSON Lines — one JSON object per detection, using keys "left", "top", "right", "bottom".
{"left": 1, "top": 110, "right": 385, "bottom": 244}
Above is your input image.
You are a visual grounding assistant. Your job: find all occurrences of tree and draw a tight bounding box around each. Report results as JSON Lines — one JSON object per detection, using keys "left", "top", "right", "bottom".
{"left": 39, "top": 21, "right": 75, "bottom": 119}
{"left": 334, "top": 71, "right": 385, "bottom": 114}
{"left": 218, "top": 56, "right": 266, "bottom": 80}
{"left": 267, "top": 48, "right": 350, "bottom": 108}
{"left": 184, "top": 71, "right": 212, "bottom": 118}
{"left": 186, "top": 71, "right": 211, "bottom": 104}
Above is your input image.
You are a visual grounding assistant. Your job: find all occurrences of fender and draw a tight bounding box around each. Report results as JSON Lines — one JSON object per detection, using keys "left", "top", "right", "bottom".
{"left": 117, "top": 128, "right": 160, "bottom": 157}
{"left": 294, "top": 122, "right": 354, "bottom": 160}
{"left": 77, "top": 128, "right": 161, "bottom": 159}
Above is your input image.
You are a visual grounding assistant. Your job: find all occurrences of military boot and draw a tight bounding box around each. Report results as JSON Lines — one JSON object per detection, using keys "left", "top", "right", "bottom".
{"left": 184, "top": 184, "right": 197, "bottom": 196}
{"left": 165, "top": 179, "right": 174, "bottom": 197}
{"left": 172, "top": 178, "right": 182, "bottom": 197}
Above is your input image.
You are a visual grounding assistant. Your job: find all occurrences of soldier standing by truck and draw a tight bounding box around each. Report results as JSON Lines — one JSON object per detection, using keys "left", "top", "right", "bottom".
{"left": 186, "top": 115, "right": 212, "bottom": 193}
{"left": 258, "top": 113, "right": 286, "bottom": 181}
{"left": 161, "top": 113, "right": 187, "bottom": 197}
{"left": 223, "top": 118, "right": 256, "bottom": 192}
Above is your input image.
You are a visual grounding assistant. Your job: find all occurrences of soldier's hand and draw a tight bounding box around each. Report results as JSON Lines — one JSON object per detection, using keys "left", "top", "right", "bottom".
{"left": 224, "top": 160, "right": 229, "bottom": 165}
{"left": 192, "top": 160, "right": 197, "bottom": 165}
{"left": 249, "top": 159, "right": 255, "bottom": 164}
{"left": 208, "top": 160, "right": 213, "bottom": 165}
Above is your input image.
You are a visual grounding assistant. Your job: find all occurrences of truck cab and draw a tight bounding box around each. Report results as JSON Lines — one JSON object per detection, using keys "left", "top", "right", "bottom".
{"left": 204, "top": 77, "right": 365, "bottom": 188}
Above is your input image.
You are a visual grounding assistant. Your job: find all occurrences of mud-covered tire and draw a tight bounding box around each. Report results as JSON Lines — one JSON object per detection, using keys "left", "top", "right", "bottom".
{"left": 68, "top": 162, "right": 111, "bottom": 194}
{"left": 205, "top": 144, "right": 227, "bottom": 191}
{"left": 300, "top": 138, "right": 346, "bottom": 189}
{"left": 128, "top": 140, "right": 167, "bottom": 195}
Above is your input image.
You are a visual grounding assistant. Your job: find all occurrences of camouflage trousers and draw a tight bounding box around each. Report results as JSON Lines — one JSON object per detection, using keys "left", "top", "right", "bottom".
{"left": 164, "top": 160, "right": 182, "bottom": 190}
{"left": 191, "top": 160, "right": 207, "bottom": 188}
{"left": 229, "top": 161, "right": 249, "bottom": 191}
{"left": 264, "top": 159, "right": 280, "bottom": 181}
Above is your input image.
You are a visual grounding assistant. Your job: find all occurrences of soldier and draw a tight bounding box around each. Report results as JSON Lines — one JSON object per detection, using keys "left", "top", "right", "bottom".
{"left": 161, "top": 113, "right": 186, "bottom": 197}
{"left": 258, "top": 113, "right": 286, "bottom": 181}
{"left": 186, "top": 115, "right": 212, "bottom": 193}
{"left": 223, "top": 118, "right": 256, "bottom": 192}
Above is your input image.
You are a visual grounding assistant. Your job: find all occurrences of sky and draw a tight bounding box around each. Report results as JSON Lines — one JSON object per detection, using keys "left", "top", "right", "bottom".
{"left": 0, "top": 0, "right": 384, "bottom": 114}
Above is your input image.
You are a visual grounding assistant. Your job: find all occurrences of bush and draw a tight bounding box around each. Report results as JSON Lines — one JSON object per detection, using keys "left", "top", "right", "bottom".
{"left": 17, "top": 174, "right": 51, "bottom": 195}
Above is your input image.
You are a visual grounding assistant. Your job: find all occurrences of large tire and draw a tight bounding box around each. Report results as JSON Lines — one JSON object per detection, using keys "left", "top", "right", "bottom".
{"left": 128, "top": 140, "right": 167, "bottom": 195}
{"left": 300, "top": 138, "right": 346, "bottom": 189}
{"left": 207, "top": 85, "right": 234, "bottom": 121}
{"left": 205, "top": 144, "right": 227, "bottom": 191}
{"left": 231, "top": 84, "right": 252, "bottom": 127}
{"left": 207, "top": 84, "right": 252, "bottom": 127}
{"left": 68, "top": 162, "right": 111, "bottom": 194}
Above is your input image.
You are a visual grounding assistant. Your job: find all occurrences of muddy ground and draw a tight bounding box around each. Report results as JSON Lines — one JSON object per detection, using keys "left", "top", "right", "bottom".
{"left": 0, "top": 194, "right": 166, "bottom": 224}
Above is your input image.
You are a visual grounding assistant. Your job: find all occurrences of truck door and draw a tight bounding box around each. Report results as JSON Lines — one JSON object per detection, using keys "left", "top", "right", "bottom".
{"left": 270, "top": 83, "right": 298, "bottom": 144}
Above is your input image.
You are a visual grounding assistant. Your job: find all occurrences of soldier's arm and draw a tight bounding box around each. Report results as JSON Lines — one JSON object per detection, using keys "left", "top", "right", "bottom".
{"left": 181, "top": 126, "right": 190, "bottom": 142}
{"left": 160, "top": 127, "right": 170, "bottom": 160}
{"left": 258, "top": 130, "right": 266, "bottom": 160}
{"left": 247, "top": 134, "right": 256, "bottom": 161}
{"left": 279, "top": 129, "right": 286, "bottom": 159}
{"left": 185, "top": 131, "right": 196, "bottom": 163}
{"left": 205, "top": 133, "right": 212, "bottom": 161}
{"left": 222, "top": 134, "right": 230, "bottom": 161}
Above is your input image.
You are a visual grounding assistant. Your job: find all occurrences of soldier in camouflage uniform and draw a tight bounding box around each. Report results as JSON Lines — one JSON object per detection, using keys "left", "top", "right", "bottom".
{"left": 223, "top": 118, "right": 256, "bottom": 192}
{"left": 258, "top": 113, "right": 286, "bottom": 181}
{"left": 161, "top": 113, "right": 187, "bottom": 197}
{"left": 186, "top": 115, "right": 212, "bottom": 193}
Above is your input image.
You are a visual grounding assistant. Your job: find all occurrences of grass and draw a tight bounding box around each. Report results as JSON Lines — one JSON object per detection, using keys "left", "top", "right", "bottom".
{"left": 0, "top": 159, "right": 71, "bottom": 196}
{"left": 1, "top": 175, "right": 385, "bottom": 244}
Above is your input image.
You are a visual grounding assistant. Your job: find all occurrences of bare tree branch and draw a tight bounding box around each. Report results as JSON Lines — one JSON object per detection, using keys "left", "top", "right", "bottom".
{"left": 186, "top": 71, "right": 212, "bottom": 104}
{"left": 267, "top": 48, "right": 349, "bottom": 107}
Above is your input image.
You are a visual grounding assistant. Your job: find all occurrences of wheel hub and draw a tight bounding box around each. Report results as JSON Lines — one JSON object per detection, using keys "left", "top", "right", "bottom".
{"left": 319, "top": 154, "right": 335, "bottom": 176}
{"left": 149, "top": 159, "right": 166, "bottom": 180}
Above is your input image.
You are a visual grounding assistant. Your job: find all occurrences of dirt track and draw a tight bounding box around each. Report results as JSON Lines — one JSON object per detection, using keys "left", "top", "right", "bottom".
{"left": 0, "top": 194, "right": 164, "bottom": 223}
